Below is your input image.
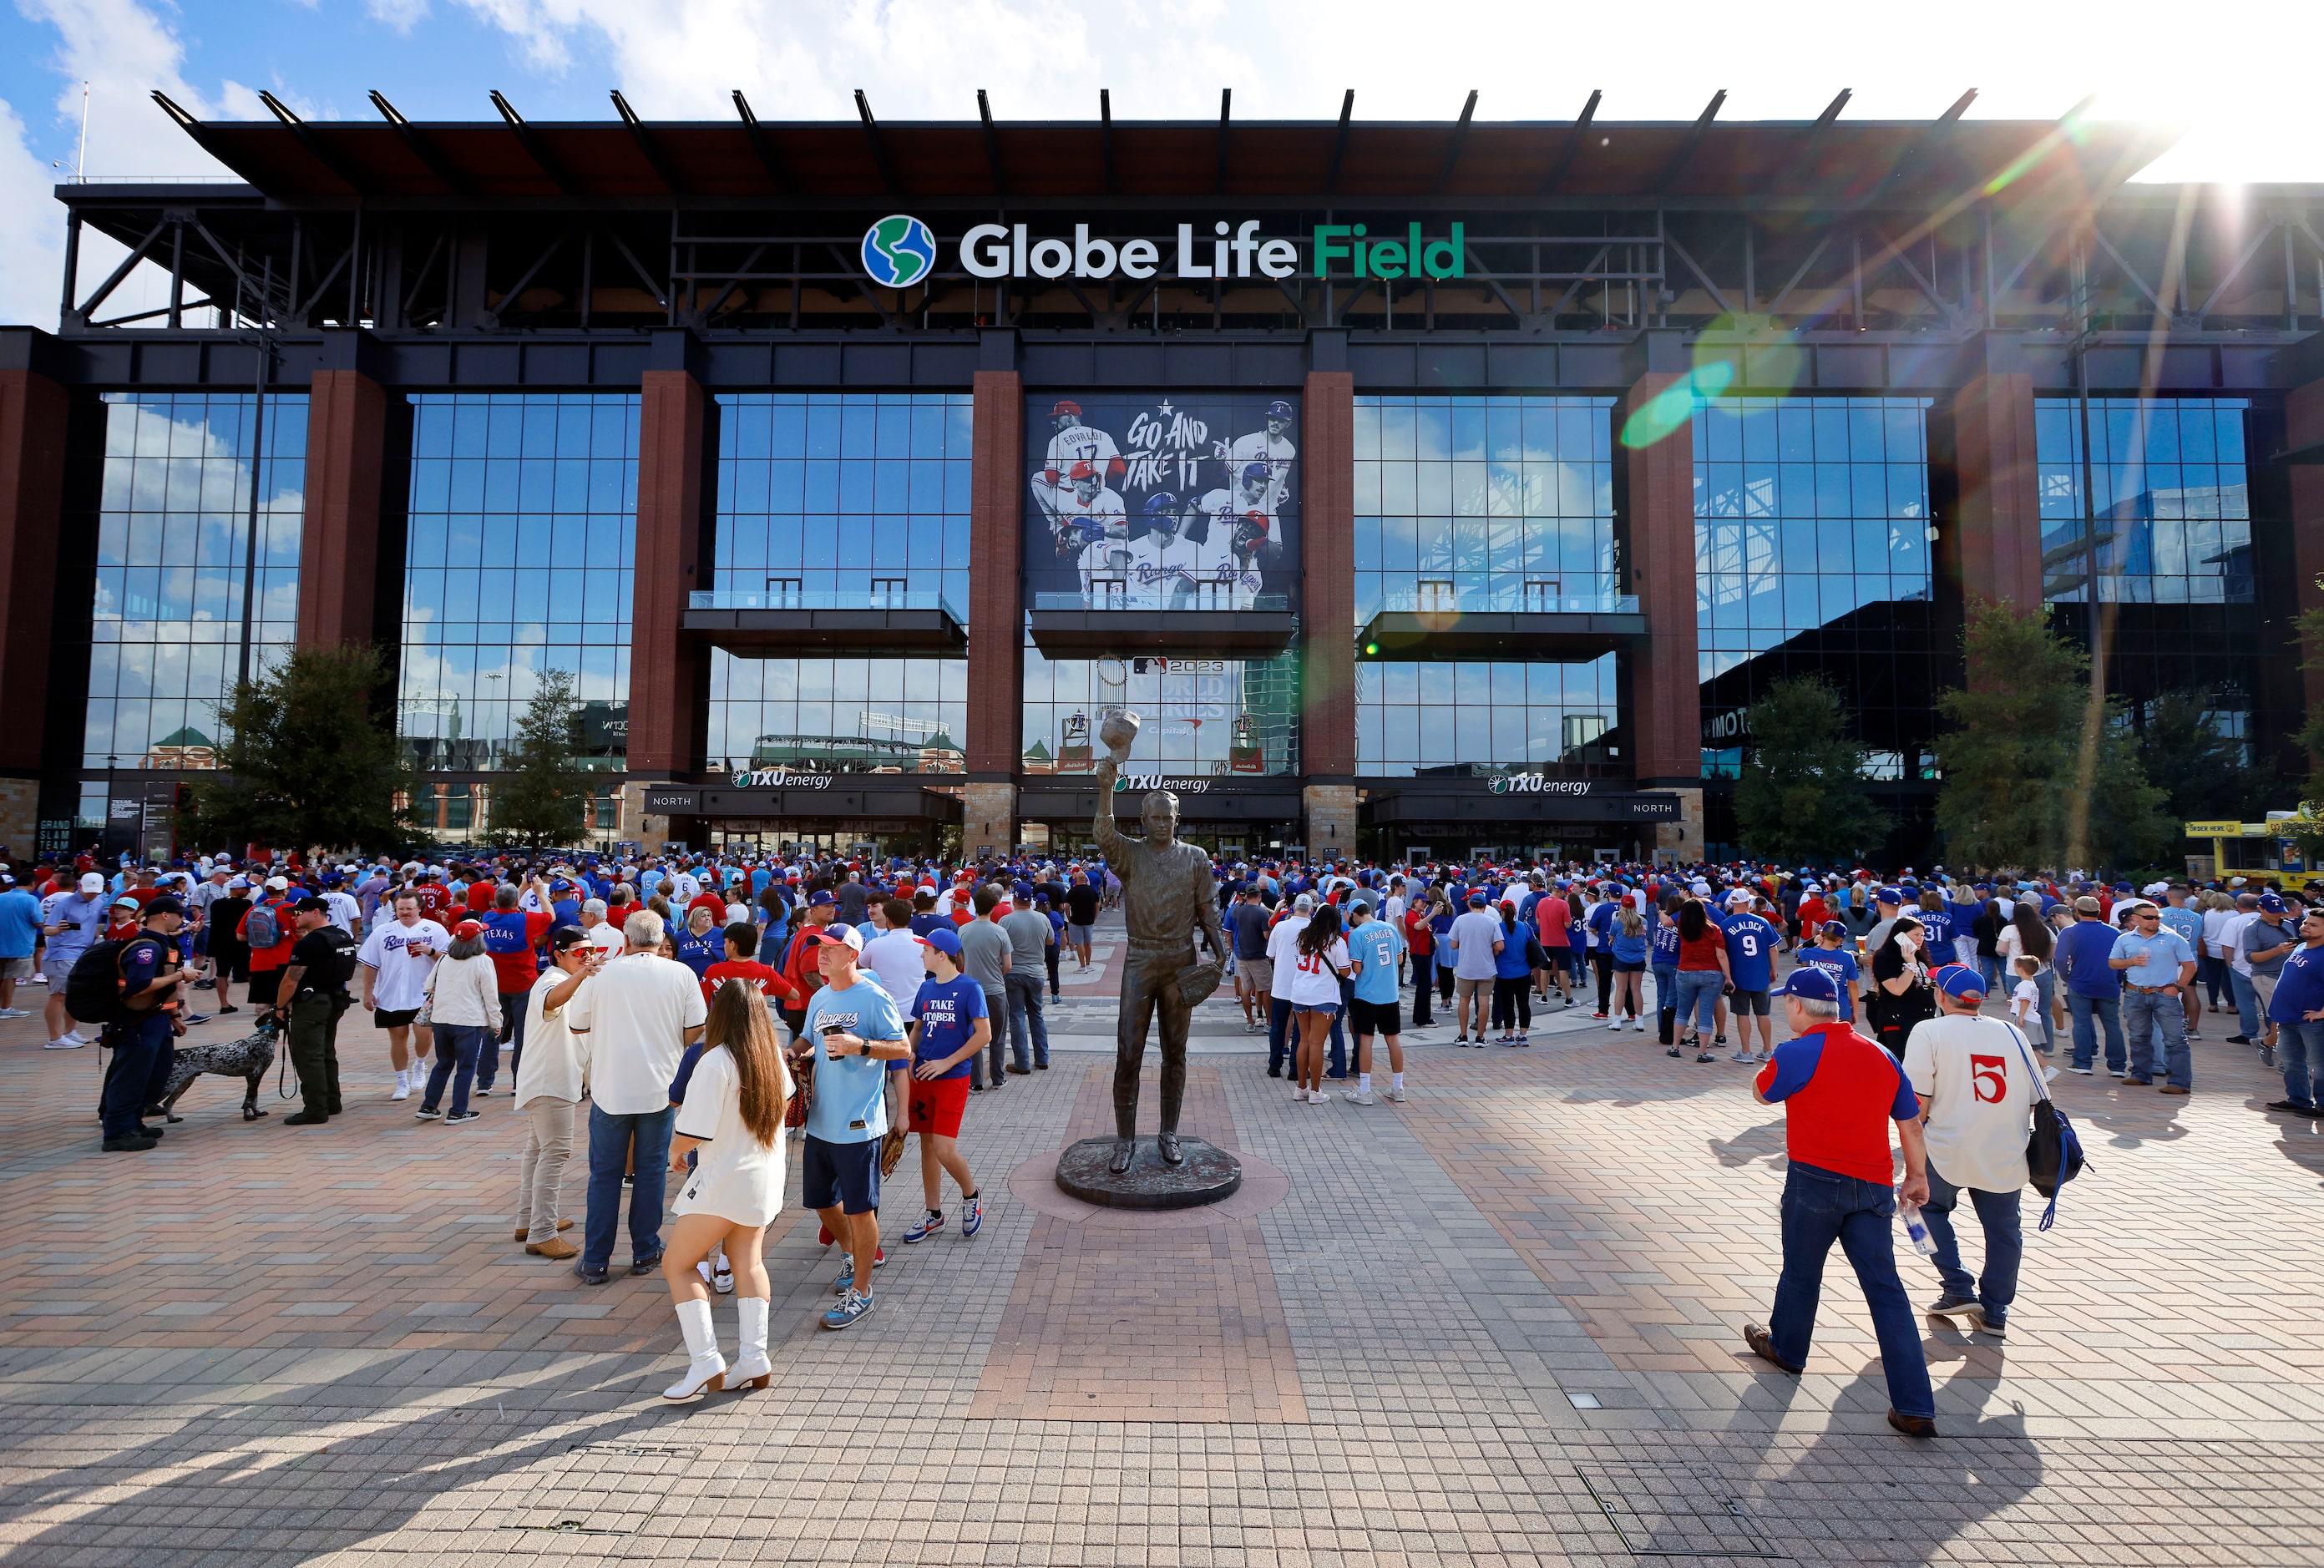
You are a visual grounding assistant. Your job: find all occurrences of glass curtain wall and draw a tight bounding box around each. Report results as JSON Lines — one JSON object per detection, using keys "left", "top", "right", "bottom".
{"left": 2036, "top": 396, "right": 2259, "bottom": 758}
{"left": 708, "top": 392, "right": 973, "bottom": 773}
{"left": 1352, "top": 395, "right": 1619, "bottom": 776}
{"left": 1694, "top": 396, "right": 1937, "bottom": 781}
{"left": 84, "top": 392, "right": 309, "bottom": 768}
{"left": 1021, "top": 652, "right": 1300, "bottom": 777}
{"left": 397, "top": 393, "right": 639, "bottom": 774}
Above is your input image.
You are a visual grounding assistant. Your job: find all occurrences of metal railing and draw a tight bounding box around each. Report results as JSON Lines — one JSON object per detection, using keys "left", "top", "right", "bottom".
{"left": 1365, "top": 579, "right": 1639, "bottom": 616}
{"left": 688, "top": 589, "right": 962, "bottom": 619}
{"left": 1031, "top": 590, "right": 1293, "bottom": 613}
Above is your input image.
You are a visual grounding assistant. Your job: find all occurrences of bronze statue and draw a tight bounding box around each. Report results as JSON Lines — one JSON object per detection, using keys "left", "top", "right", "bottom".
{"left": 1092, "top": 712, "right": 1226, "bottom": 1173}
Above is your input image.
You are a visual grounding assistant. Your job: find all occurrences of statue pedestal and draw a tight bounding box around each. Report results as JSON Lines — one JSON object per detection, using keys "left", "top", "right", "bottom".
{"left": 1054, "top": 1136, "right": 1242, "bottom": 1211}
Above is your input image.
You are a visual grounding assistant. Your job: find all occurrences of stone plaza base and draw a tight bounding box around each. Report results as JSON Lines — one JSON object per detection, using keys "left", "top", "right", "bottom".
{"left": 1054, "top": 1135, "right": 1242, "bottom": 1211}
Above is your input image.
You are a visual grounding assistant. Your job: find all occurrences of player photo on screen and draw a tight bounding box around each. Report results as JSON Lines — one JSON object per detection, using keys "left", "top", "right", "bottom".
{"left": 1024, "top": 392, "right": 1300, "bottom": 612}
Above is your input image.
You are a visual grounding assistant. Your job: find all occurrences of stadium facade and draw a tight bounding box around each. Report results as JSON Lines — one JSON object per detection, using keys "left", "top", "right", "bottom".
{"left": 1, "top": 91, "right": 2319, "bottom": 864}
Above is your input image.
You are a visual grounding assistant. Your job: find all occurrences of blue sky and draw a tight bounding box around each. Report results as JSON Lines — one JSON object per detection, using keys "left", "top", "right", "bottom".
{"left": 3, "top": 0, "right": 2321, "bottom": 325}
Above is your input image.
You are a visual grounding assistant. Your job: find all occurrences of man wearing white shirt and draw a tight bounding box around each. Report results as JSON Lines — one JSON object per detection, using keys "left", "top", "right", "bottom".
{"left": 577, "top": 898, "right": 626, "bottom": 957}
{"left": 1447, "top": 893, "right": 1506, "bottom": 1045}
{"left": 512, "top": 928, "right": 603, "bottom": 1259}
{"left": 357, "top": 893, "right": 453, "bottom": 1100}
{"left": 1263, "top": 894, "right": 1313, "bottom": 1078}
{"left": 562, "top": 908, "right": 707, "bottom": 1286}
{"left": 2218, "top": 893, "right": 2264, "bottom": 1044}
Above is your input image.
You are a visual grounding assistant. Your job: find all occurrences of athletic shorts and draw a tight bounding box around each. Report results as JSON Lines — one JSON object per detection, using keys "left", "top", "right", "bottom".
{"left": 1349, "top": 995, "right": 1401, "bottom": 1039}
{"left": 246, "top": 969, "right": 282, "bottom": 1006}
{"left": 1455, "top": 976, "right": 1491, "bottom": 1004}
{"left": 41, "top": 953, "right": 78, "bottom": 989}
{"left": 374, "top": 1006, "right": 421, "bottom": 1029}
{"left": 1730, "top": 987, "right": 1771, "bottom": 1017}
{"left": 0, "top": 956, "right": 31, "bottom": 981}
{"left": 1240, "top": 957, "right": 1273, "bottom": 992}
{"left": 802, "top": 1135, "right": 882, "bottom": 1215}
{"left": 1068, "top": 923, "right": 1094, "bottom": 943}
{"left": 906, "top": 1075, "right": 970, "bottom": 1138}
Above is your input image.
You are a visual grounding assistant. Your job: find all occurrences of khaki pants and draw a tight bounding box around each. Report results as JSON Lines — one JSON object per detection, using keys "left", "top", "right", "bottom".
{"left": 514, "top": 1095, "right": 577, "bottom": 1242}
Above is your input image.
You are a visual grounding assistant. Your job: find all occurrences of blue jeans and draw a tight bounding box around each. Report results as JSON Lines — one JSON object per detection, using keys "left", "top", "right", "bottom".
{"left": 583, "top": 1103, "right": 676, "bottom": 1273}
{"left": 423, "top": 1024, "right": 488, "bottom": 1115}
{"left": 1767, "top": 1161, "right": 1935, "bottom": 1421}
{"left": 1268, "top": 995, "right": 1294, "bottom": 1073}
{"left": 757, "top": 923, "right": 787, "bottom": 964}
{"left": 2067, "top": 991, "right": 2125, "bottom": 1072}
{"left": 1673, "top": 969, "right": 1723, "bottom": 1035}
{"left": 2198, "top": 953, "right": 2230, "bottom": 1008}
{"left": 2229, "top": 969, "right": 2261, "bottom": 1039}
{"left": 2278, "top": 1017, "right": 2324, "bottom": 1107}
{"left": 2121, "top": 988, "right": 2190, "bottom": 1088}
{"left": 1653, "top": 964, "right": 1678, "bottom": 1043}
{"left": 1004, "top": 971, "right": 1050, "bottom": 1070}
{"left": 1921, "top": 1163, "right": 2023, "bottom": 1324}
{"left": 1976, "top": 953, "right": 2002, "bottom": 994}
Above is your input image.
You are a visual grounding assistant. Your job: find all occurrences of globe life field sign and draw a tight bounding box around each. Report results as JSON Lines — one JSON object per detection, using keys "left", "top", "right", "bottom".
{"left": 859, "top": 217, "right": 1466, "bottom": 284}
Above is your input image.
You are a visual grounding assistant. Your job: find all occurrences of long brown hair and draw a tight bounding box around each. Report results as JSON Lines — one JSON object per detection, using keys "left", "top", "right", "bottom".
{"left": 704, "top": 979, "right": 792, "bottom": 1147}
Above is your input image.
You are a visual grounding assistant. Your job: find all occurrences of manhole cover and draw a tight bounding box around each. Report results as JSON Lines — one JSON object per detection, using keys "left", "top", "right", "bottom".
{"left": 504, "top": 1443, "right": 699, "bottom": 1535}
{"left": 1576, "top": 1463, "right": 1783, "bottom": 1559}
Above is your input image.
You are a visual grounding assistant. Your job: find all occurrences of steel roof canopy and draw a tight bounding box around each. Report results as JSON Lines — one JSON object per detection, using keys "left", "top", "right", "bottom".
{"left": 149, "top": 102, "right": 2184, "bottom": 212}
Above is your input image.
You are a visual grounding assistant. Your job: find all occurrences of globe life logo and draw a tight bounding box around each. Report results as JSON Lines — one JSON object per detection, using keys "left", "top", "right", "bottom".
{"left": 861, "top": 215, "right": 937, "bottom": 288}
{"left": 862, "top": 216, "right": 1466, "bottom": 283}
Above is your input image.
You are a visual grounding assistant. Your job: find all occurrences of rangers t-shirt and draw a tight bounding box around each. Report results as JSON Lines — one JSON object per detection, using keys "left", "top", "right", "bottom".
{"left": 909, "top": 973, "right": 986, "bottom": 1081}
{"left": 1794, "top": 945, "right": 1862, "bottom": 1021}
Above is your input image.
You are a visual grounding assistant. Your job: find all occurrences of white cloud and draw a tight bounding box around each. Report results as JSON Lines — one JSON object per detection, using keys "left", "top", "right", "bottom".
{"left": 362, "top": 0, "right": 432, "bottom": 34}
{"left": 0, "top": 95, "right": 63, "bottom": 331}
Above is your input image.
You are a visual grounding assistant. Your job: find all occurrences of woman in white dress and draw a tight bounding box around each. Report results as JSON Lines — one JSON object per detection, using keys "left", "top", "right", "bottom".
{"left": 659, "top": 978, "right": 795, "bottom": 1402}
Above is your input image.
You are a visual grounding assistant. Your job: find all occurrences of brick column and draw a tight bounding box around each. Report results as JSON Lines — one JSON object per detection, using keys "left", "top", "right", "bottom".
{"left": 1947, "top": 371, "right": 2044, "bottom": 609}
{"left": 2291, "top": 374, "right": 2324, "bottom": 748}
{"left": 629, "top": 369, "right": 706, "bottom": 778}
{"left": 0, "top": 367, "right": 69, "bottom": 848}
{"left": 1301, "top": 372, "right": 1355, "bottom": 859}
{"left": 296, "top": 368, "right": 388, "bottom": 650}
{"left": 1623, "top": 372, "right": 1702, "bottom": 854}
{"left": 964, "top": 369, "right": 1024, "bottom": 856}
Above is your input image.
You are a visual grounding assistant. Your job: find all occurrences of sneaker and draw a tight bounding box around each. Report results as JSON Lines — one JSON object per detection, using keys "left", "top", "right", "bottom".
{"left": 1340, "top": 1089, "right": 1375, "bottom": 1105}
{"left": 1967, "top": 1309, "right": 2007, "bottom": 1338}
{"left": 2067, "top": 1065, "right": 2093, "bottom": 1075}
{"left": 1729, "top": 1048, "right": 1755, "bottom": 1063}
{"left": 1606, "top": 1019, "right": 1623, "bottom": 1032}
{"left": 823, "top": 1288, "right": 875, "bottom": 1330}
{"left": 2266, "top": 1100, "right": 2322, "bottom": 1115}
{"left": 1695, "top": 1051, "right": 1716, "bottom": 1064}
{"left": 711, "top": 1260, "right": 734, "bottom": 1294}
{"left": 833, "top": 1248, "right": 889, "bottom": 1294}
{"left": 1754, "top": 1050, "right": 1771, "bottom": 1064}
{"left": 961, "top": 1193, "right": 983, "bottom": 1238}
{"left": 904, "top": 1211, "right": 947, "bottom": 1244}
{"left": 1592, "top": 1011, "right": 1608, "bottom": 1021}
{"left": 391, "top": 1071, "right": 411, "bottom": 1101}
{"left": 1453, "top": 1034, "right": 1469, "bottom": 1045}
{"left": 1667, "top": 1045, "right": 1682, "bottom": 1058}
{"left": 62, "top": 1030, "right": 89, "bottom": 1045}
{"left": 413, "top": 1105, "right": 443, "bottom": 1120}
{"left": 1925, "top": 1293, "right": 1978, "bottom": 1318}
{"left": 44, "top": 1037, "right": 86, "bottom": 1050}
{"left": 191, "top": 979, "right": 214, "bottom": 990}
{"left": 1382, "top": 1085, "right": 1407, "bottom": 1103}
{"left": 0, "top": 1007, "right": 26, "bottom": 1019}
{"left": 445, "top": 1110, "right": 481, "bottom": 1125}
{"left": 1714, "top": 1034, "right": 1728, "bottom": 1046}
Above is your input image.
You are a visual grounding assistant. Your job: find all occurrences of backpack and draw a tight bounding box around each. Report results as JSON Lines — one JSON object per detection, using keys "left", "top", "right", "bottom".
{"left": 2008, "top": 1029, "right": 2086, "bottom": 1230}
{"left": 243, "top": 900, "right": 281, "bottom": 949}
{"left": 64, "top": 936, "right": 168, "bottom": 1027}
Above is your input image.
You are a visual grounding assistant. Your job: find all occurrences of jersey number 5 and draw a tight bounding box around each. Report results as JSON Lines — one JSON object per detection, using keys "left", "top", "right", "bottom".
{"left": 1970, "top": 1054, "right": 2006, "bottom": 1104}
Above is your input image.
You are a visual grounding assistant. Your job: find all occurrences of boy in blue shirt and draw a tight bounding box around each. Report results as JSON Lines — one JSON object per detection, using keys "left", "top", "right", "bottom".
{"left": 1722, "top": 894, "right": 1782, "bottom": 1064}
{"left": 797, "top": 930, "right": 910, "bottom": 1328}
{"left": 1793, "top": 921, "right": 1863, "bottom": 1024}
{"left": 1342, "top": 898, "right": 1406, "bottom": 1105}
{"left": 901, "top": 926, "right": 988, "bottom": 1246}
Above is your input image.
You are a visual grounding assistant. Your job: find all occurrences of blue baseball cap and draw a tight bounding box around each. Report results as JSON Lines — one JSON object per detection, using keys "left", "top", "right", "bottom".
{"left": 1466, "top": 892, "right": 1486, "bottom": 906}
{"left": 2260, "top": 893, "right": 2288, "bottom": 913}
{"left": 1819, "top": 920, "right": 1848, "bottom": 938}
{"left": 1934, "top": 964, "right": 1987, "bottom": 1001}
{"left": 1781, "top": 967, "right": 1840, "bottom": 1004}
{"left": 914, "top": 926, "right": 964, "bottom": 959}
{"left": 1876, "top": 887, "right": 1902, "bottom": 904}
{"left": 808, "top": 888, "right": 837, "bottom": 908}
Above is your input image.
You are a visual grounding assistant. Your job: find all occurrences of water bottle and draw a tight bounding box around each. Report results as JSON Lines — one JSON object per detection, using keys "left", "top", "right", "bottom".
{"left": 1897, "top": 1198, "right": 1941, "bottom": 1258}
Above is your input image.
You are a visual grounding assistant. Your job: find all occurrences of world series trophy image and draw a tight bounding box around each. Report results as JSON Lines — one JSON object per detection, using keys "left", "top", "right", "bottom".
{"left": 1051, "top": 710, "right": 1244, "bottom": 1209}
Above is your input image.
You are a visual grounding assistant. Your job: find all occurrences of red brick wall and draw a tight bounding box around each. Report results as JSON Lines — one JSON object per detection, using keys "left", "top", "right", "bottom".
{"left": 1949, "top": 372, "right": 2044, "bottom": 612}
{"left": 296, "top": 369, "right": 387, "bottom": 653}
{"left": 0, "top": 369, "right": 68, "bottom": 776}
{"left": 629, "top": 369, "right": 705, "bottom": 777}
{"left": 1302, "top": 372, "right": 1354, "bottom": 777}
{"left": 968, "top": 370, "right": 1024, "bottom": 777}
{"left": 1624, "top": 372, "right": 1700, "bottom": 787}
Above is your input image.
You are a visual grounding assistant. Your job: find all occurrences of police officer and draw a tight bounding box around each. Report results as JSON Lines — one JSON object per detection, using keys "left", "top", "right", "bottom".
{"left": 100, "top": 894, "right": 195, "bottom": 1152}
{"left": 277, "top": 896, "right": 359, "bottom": 1126}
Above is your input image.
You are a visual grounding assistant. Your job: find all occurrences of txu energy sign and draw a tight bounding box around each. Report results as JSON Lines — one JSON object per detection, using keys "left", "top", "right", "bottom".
{"left": 916, "top": 220, "right": 1467, "bottom": 282}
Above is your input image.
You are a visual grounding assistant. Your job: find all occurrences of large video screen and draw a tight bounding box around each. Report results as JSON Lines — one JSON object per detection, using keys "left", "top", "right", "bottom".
{"left": 1024, "top": 392, "right": 1300, "bottom": 612}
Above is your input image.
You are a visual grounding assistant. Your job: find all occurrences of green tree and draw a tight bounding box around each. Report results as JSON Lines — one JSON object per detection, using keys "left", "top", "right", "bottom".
{"left": 2135, "top": 690, "right": 2277, "bottom": 826}
{"left": 184, "top": 644, "right": 421, "bottom": 857}
{"left": 1935, "top": 602, "right": 2172, "bottom": 873}
{"left": 1730, "top": 675, "right": 1886, "bottom": 865}
{"left": 485, "top": 668, "right": 595, "bottom": 849}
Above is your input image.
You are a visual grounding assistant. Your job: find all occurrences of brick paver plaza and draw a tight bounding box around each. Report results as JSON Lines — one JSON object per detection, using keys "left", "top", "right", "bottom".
{"left": 5, "top": 915, "right": 2323, "bottom": 1564}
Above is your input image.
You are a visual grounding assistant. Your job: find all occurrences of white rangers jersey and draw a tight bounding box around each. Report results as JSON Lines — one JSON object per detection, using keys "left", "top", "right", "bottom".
{"left": 1222, "top": 428, "right": 1297, "bottom": 510}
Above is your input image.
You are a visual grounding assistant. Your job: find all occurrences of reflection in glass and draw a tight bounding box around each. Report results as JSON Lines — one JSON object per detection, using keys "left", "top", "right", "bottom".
{"left": 1021, "top": 646, "right": 1299, "bottom": 776}
{"left": 707, "top": 652, "right": 966, "bottom": 775}
{"left": 397, "top": 394, "right": 638, "bottom": 771}
{"left": 2035, "top": 397, "right": 2251, "bottom": 604}
{"left": 86, "top": 392, "right": 309, "bottom": 768}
